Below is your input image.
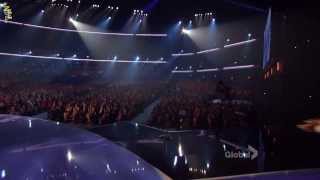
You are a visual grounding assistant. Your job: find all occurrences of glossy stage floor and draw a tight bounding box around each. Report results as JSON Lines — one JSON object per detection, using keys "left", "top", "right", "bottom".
{"left": 1, "top": 114, "right": 320, "bottom": 180}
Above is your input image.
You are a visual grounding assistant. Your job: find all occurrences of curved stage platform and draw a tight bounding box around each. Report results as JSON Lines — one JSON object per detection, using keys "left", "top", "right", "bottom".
{"left": 0, "top": 115, "right": 169, "bottom": 180}
{"left": 1, "top": 114, "right": 320, "bottom": 179}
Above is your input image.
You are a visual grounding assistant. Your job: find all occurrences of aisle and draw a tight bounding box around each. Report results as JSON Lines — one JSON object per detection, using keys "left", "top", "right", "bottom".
{"left": 131, "top": 99, "right": 160, "bottom": 124}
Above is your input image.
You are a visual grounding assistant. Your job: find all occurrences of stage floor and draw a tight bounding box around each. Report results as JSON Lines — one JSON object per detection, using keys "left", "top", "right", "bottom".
{"left": 0, "top": 114, "right": 170, "bottom": 180}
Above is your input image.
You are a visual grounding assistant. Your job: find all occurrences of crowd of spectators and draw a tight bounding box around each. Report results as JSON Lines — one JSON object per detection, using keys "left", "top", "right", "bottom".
{"left": 1, "top": 74, "right": 256, "bottom": 130}
{"left": 149, "top": 80, "right": 256, "bottom": 130}
{"left": 0, "top": 80, "right": 161, "bottom": 125}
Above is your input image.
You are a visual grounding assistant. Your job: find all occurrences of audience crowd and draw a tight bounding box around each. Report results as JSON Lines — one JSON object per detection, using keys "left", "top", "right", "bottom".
{"left": 0, "top": 81, "right": 161, "bottom": 125}
{"left": 149, "top": 80, "right": 256, "bottom": 130}
{"left": 1, "top": 76, "right": 255, "bottom": 130}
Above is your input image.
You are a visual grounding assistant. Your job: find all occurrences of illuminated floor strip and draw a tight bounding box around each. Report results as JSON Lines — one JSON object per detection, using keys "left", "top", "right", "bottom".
{"left": 171, "top": 53, "right": 195, "bottom": 57}
{"left": 0, "top": 19, "right": 167, "bottom": 37}
{"left": 196, "top": 48, "right": 220, "bottom": 55}
{"left": 222, "top": 65, "right": 255, "bottom": 70}
{"left": 171, "top": 70, "right": 194, "bottom": 73}
{"left": 172, "top": 65, "right": 256, "bottom": 73}
{"left": 224, "top": 39, "right": 257, "bottom": 48}
{"left": 172, "top": 39, "right": 256, "bottom": 57}
{"left": 196, "top": 68, "right": 219, "bottom": 72}
{"left": 0, "top": 52, "right": 168, "bottom": 64}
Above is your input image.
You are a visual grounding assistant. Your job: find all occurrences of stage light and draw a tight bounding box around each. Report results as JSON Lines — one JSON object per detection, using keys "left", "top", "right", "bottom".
{"left": 69, "top": 17, "right": 74, "bottom": 22}
{"left": 76, "top": 14, "right": 79, "bottom": 17}
{"left": 248, "top": 33, "right": 252, "bottom": 37}
{"left": 28, "top": 51, "right": 32, "bottom": 55}
{"left": 56, "top": 53, "right": 60, "bottom": 57}
{"left": 189, "top": 20, "right": 192, "bottom": 24}
{"left": 182, "top": 28, "right": 191, "bottom": 35}
{"left": 108, "top": 16, "right": 111, "bottom": 20}
{"left": 178, "top": 21, "right": 182, "bottom": 25}
{"left": 139, "top": 19, "right": 142, "bottom": 23}
{"left": 41, "top": 10, "right": 45, "bottom": 13}
{"left": 1, "top": 169, "right": 6, "bottom": 178}
{"left": 212, "top": 18, "right": 216, "bottom": 22}
{"left": 113, "top": 56, "right": 117, "bottom": 61}
{"left": 226, "top": 38, "right": 230, "bottom": 42}
{"left": 173, "top": 156, "right": 178, "bottom": 167}
{"left": 67, "top": 150, "right": 73, "bottom": 162}
{"left": 72, "top": 54, "right": 77, "bottom": 58}
{"left": 116, "top": 7, "right": 119, "bottom": 10}
{"left": 160, "top": 57, "right": 164, "bottom": 61}
{"left": 135, "top": 56, "right": 140, "bottom": 61}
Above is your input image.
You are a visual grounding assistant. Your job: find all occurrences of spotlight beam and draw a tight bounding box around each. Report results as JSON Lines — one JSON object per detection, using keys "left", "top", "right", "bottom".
{"left": 182, "top": 28, "right": 191, "bottom": 35}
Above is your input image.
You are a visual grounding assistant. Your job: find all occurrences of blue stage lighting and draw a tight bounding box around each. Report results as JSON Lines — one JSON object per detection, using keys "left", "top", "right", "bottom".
{"left": 178, "top": 21, "right": 182, "bottom": 25}
{"left": 135, "top": 56, "right": 140, "bottom": 61}
{"left": 113, "top": 56, "right": 117, "bottom": 61}
{"left": 41, "top": 10, "right": 45, "bottom": 13}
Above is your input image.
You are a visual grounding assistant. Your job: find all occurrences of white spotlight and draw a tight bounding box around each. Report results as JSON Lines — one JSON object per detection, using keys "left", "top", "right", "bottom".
{"left": 69, "top": 17, "right": 74, "bottom": 22}
{"left": 178, "top": 21, "right": 182, "bottom": 25}
{"left": 182, "top": 28, "right": 191, "bottom": 35}
{"left": 41, "top": 10, "right": 45, "bottom": 13}
{"left": 72, "top": 54, "right": 77, "bottom": 58}
{"left": 28, "top": 51, "right": 32, "bottom": 55}
{"left": 113, "top": 56, "right": 117, "bottom": 61}
{"left": 0, "top": 3, "right": 4, "bottom": 8}
{"left": 67, "top": 150, "right": 73, "bottom": 162}
{"left": 248, "top": 33, "right": 252, "bottom": 37}
{"left": 135, "top": 56, "right": 140, "bottom": 61}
